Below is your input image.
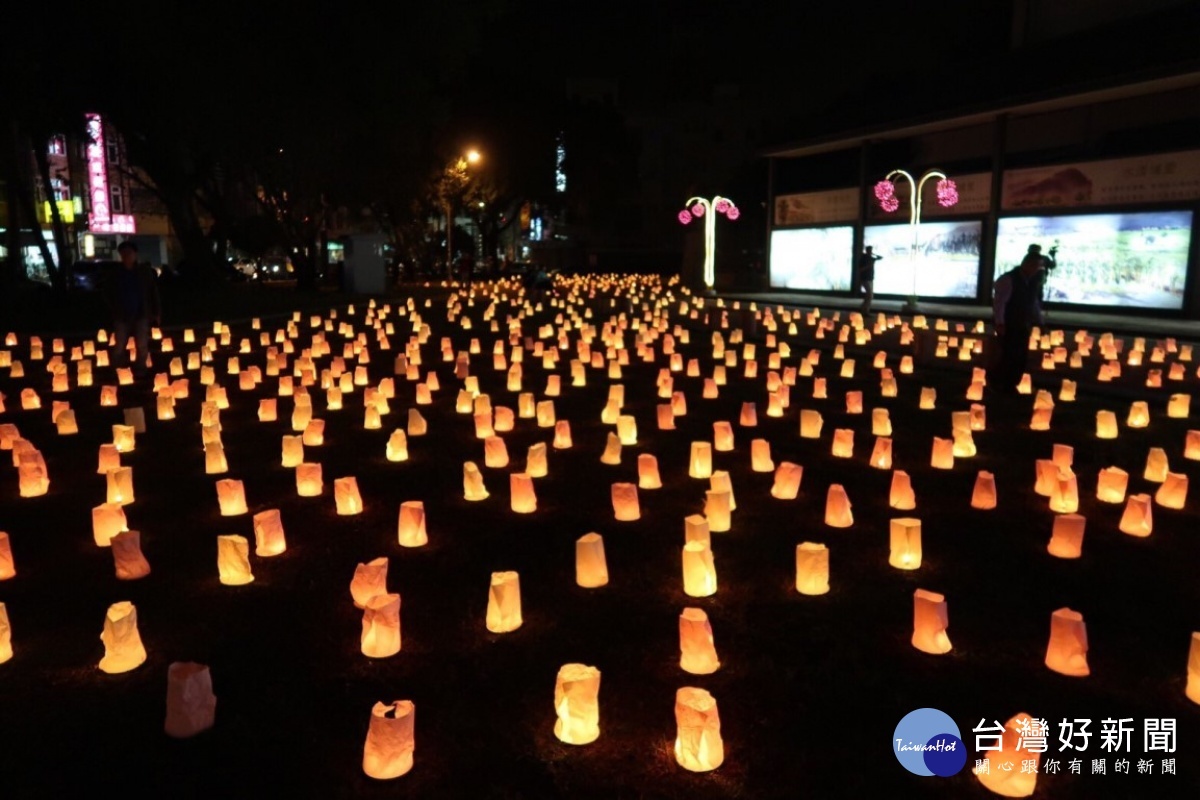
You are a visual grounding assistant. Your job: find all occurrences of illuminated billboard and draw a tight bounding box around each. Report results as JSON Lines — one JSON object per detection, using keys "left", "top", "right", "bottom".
{"left": 769, "top": 227, "right": 854, "bottom": 291}
{"left": 85, "top": 113, "right": 136, "bottom": 235}
{"left": 995, "top": 212, "right": 1192, "bottom": 309}
{"left": 863, "top": 221, "right": 981, "bottom": 299}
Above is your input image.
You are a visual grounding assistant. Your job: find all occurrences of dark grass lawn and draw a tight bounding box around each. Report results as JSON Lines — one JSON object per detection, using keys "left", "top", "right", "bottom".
{"left": 0, "top": 277, "right": 1198, "bottom": 799}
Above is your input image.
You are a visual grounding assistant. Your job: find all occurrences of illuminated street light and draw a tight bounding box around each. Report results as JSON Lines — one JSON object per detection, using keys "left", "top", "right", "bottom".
{"left": 874, "top": 169, "right": 958, "bottom": 312}
{"left": 678, "top": 196, "right": 739, "bottom": 292}
{"left": 444, "top": 149, "right": 482, "bottom": 277}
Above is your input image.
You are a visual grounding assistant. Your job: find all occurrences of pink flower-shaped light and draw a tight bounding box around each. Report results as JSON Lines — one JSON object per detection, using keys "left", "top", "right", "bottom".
{"left": 713, "top": 199, "right": 730, "bottom": 214}
{"left": 936, "top": 178, "right": 959, "bottom": 208}
{"left": 874, "top": 180, "right": 896, "bottom": 202}
{"left": 726, "top": 206, "right": 740, "bottom": 221}
{"left": 678, "top": 210, "right": 693, "bottom": 225}
{"left": 691, "top": 202, "right": 706, "bottom": 218}
{"left": 881, "top": 196, "right": 900, "bottom": 213}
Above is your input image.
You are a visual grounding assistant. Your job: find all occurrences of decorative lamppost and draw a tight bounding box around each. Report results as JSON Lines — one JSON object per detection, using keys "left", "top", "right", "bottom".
{"left": 679, "top": 196, "right": 739, "bottom": 292}
{"left": 874, "top": 170, "right": 958, "bottom": 312}
{"left": 442, "top": 150, "right": 481, "bottom": 278}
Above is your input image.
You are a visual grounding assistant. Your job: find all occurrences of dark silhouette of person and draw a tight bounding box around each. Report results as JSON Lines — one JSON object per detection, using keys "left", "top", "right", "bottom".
{"left": 858, "top": 245, "right": 882, "bottom": 312}
{"left": 991, "top": 246, "right": 1049, "bottom": 394}
{"left": 102, "top": 241, "right": 161, "bottom": 379}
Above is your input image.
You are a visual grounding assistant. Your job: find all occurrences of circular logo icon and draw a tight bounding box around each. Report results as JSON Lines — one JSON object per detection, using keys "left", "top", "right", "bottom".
{"left": 893, "top": 708, "right": 967, "bottom": 777}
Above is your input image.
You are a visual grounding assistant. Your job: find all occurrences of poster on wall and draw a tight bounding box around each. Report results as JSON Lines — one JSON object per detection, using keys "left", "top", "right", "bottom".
{"left": 866, "top": 172, "right": 992, "bottom": 221}
{"left": 774, "top": 188, "right": 859, "bottom": 226}
{"left": 769, "top": 227, "right": 854, "bottom": 291}
{"left": 863, "top": 221, "right": 982, "bottom": 299}
{"left": 995, "top": 212, "right": 1193, "bottom": 310}
{"left": 1001, "top": 150, "right": 1200, "bottom": 210}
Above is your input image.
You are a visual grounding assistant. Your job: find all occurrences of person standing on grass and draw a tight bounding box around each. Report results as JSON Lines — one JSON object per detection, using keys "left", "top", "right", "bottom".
{"left": 103, "top": 241, "right": 161, "bottom": 378}
{"left": 858, "top": 245, "right": 882, "bottom": 313}
{"left": 991, "top": 247, "right": 1047, "bottom": 394}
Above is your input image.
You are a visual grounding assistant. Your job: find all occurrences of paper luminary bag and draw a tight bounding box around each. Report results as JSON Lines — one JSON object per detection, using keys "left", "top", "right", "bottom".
{"left": 1045, "top": 607, "right": 1089, "bottom": 677}
{"left": 911, "top": 589, "right": 952, "bottom": 655}
{"left": 397, "top": 501, "right": 428, "bottom": 547}
{"left": 350, "top": 557, "right": 389, "bottom": 609}
{"left": 674, "top": 687, "right": 724, "bottom": 772}
{"left": 111, "top": 530, "right": 151, "bottom": 580}
{"left": 679, "top": 608, "right": 720, "bottom": 675}
{"left": 362, "top": 700, "right": 415, "bottom": 779}
{"left": 486, "top": 571, "right": 522, "bottom": 633}
{"left": 164, "top": 662, "right": 217, "bottom": 738}
{"left": 553, "top": 663, "right": 602, "bottom": 745}
{"left": 252, "top": 509, "right": 287, "bottom": 557}
{"left": 794, "top": 542, "right": 829, "bottom": 596}
{"left": 98, "top": 601, "right": 146, "bottom": 674}
{"left": 575, "top": 533, "right": 609, "bottom": 588}
{"left": 361, "top": 594, "right": 402, "bottom": 658}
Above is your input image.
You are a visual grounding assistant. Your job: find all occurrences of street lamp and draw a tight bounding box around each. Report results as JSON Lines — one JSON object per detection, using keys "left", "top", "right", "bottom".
{"left": 678, "top": 196, "right": 739, "bottom": 292}
{"left": 873, "top": 169, "right": 958, "bottom": 312}
{"left": 444, "top": 149, "right": 482, "bottom": 277}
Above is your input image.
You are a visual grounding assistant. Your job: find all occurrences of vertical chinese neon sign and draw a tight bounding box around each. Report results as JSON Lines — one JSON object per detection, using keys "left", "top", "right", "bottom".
{"left": 85, "top": 113, "right": 136, "bottom": 235}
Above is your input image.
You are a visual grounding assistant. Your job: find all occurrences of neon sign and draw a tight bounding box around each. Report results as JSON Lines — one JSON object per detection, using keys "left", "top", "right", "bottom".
{"left": 85, "top": 113, "right": 136, "bottom": 234}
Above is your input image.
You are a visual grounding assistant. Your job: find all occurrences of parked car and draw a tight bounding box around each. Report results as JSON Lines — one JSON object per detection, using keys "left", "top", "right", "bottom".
{"left": 258, "top": 257, "right": 295, "bottom": 281}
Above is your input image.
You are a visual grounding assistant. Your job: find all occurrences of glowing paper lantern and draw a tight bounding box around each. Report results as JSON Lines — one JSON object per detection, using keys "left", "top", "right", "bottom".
{"left": 397, "top": 501, "right": 428, "bottom": 547}
{"left": 1168, "top": 394, "right": 1190, "bottom": 418}
{"left": 684, "top": 515, "right": 710, "bottom": 547}
{"left": 363, "top": 700, "right": 416, "bottom": 779}
{"left": 204, "top": 442, "right": 228, "bottom": 475}
{"left": 1126, "top": 401, "right": 1150, "bottom": 428}
{"left": 0, "top": 603, "right": 11, "bottom": 662}
{"left": 1047, "top": 468, "right": 1079, "bottom": 514}
{"left": 825, "top": 484, "right": 853, "bottom": 527}
{"left": 335, "top": 477, "right": 364, "bottom": 515}
{"left": 973, "top": 711, "right": 1041, "bottom": 796}
{"left": 599, "top": 432, "right": 622, "bottom": 465}
{"left": 348, "top": 562, "right": 389, "bottom": 617}
{"left": 360, "top": 593, "right": 402, "bottom": 658}
{"left": 463, "top": 462, "right": 489, "bottom": 501}
{"left": 525, "top": 442, "right": 548, "bottom": 478}
{"left": 91, "top": 503, "right": 128, "bottom": 547}
{"left": 296, "top": 463, "right": 323, "bottom": 496}
{"left": 216, "top": 479, "right": 248, "bottom": 516}
{"left": 407, "top": 408, "right": 427, "bottom": 436}
{"left": 831, "top": 428, "right": 854, "bottom": 458}
{"left": 1156, "top": 472, "right": 1188, "bottom": 509}
{"left": 794, "top": 542, "right": 829, "bottom": 595}
{"left": 1187, "top": 633, "right": 1200, "bottom": 705}
{"left": 1096, "top": 467, "right": 1128, "bottom": 503}
{"left": 112, "top": 424, "right": 136, "bottom": 453}
{"left": 486, "top": 571, "right": 523, "bottom": 633}
{"left": 703, "top": 490, "right": 731, "bottom": 533}
{"left": 1144, "top": 447, "right": 1169, "bottom": 482}
{"left": 553, "top": 663, "right": 602, "bottom": 745}
{"left": 771, "top": 462, "right": 803, "bottom": 499}
{"left": 510, "top": 472, "right": 537, "bottom": 513}
{"left": 386, "top": 430, "right": 409, "bottom": 462}
{"left": 688, "top": 442, "right": 713, "bottom": 479}
{"left": 638, "top": 454, "right": 662, "bottom": 489}
{"left": 250, "top": 509, "right": 286, "bottom": 557}
{"left": 617, "top": 414, "right": 638, "bottom": 445}
{"left": 712, "top": 421, "right": 734, "bottom": 452}
{"left": 162, "top": 661, "right": 217, "bottom": 739}
{"left": 750, "top": 439, "right": 774, "bottom": 472}
{"left": 1096, "top": 410, "right": 1118, "bottom": 439}
{"left": 1045, "top": 607, "right": 1089, "bottom": 677}
{"left": 216, "top": 535, "right": 254, "bottom": 585}
{"left": 799, "top": 409, "right": 823, "bottom": 439}
{"left": 98, "top": 601, "right": 147, "bottom": 674}
{"left": 674, "top": 687, "right": 723, "bottom": 772}
{"left": 971, "top": 471, "right": 997, "bottom": 509}
{"left": 682, "top": 541, "right": 717, "bottom": 597}
{"left": 1119, "top": 493, "right": 1153, "bottom": 537}
{"left": 0, "top": 532, "right": 13, "bottom": 579}
{"left": 553, "top": 420, "right": 573, "bottom": 449}
{"left": 889, "top": 518, "right": 922, "bottom": 569}
{"left": 575, "top": 532, "right": 609, "bottom": 588}
{"left": 890, "top": 470, "right": 916, "bottom": 510}
{"left": 872, "top": 409, "right": 892, "bottom": 437}
{"left": 679, "top": 608, "right": 720, "bottom": 674}
{"left": 111, "top": 530, "right": 151, "bottom": 580}
{"left": 930, "top": 437, "right": 954, "bottom": 469}
{"left": 912, "top": 589, "right": 952, "bottom": 655}
{"left": 258, "top": 398, "right": 278, "bottom": 422}
{"left": 107, "top": 466, "right": 135, "bottom": 505}
{"left": 18, "top": 457, "right": 49, "bottom": 497}
{"left": 1047, "top": 514, "right": 1085, "bottom": 558}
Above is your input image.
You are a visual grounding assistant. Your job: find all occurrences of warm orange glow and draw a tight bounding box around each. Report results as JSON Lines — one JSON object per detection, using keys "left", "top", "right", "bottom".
{"left": 111, "top": 530, "right": 151, "bottom": 580}
{"left": 1156, "top": 472, "right": 1188, "bottom": 509}
{"left": 361, "top": 593, "right": 402, "bottom": 658}
{"left": 397, "top": 501, "right": 428, "bottom": 547}
{"left": 825, "top": 484, "right": 853, "bottom": 527}
{"left": 510, "top": 473, "right": 537, "bottom": 513}
{"left": 1047, "top": 514, "right": 1085, "bottom": 558}
{"left": 799, "top": 409, "right": 822, "bottom": 439}
{"left": 1096, "top": 467, "right": 1128, "bottom": 503}
{"left": 216, "top": 479, "right": 248, "bottom": 516}
{"left": 912, "top": 589, "right": 952, "bottom": 655}
{"left": 794, "top": 542, "right": 829, "bottom": 595}
{"left": 553, "top": 663, "right": 602, "bottom": 745}
{"left": 688, "top": 441, "right": 713, "bottom": 478}
{"left": 682, "top": 541, "right": 717, "bottom": 597}
{"left": 98, "top": 601, "right": 146, "bottom": 673}
{"left": 889, "top": 518, "right": 922, "bottom": 570}
{"left": 463, "top": 461, "right": 489, "bottom": 500}
{"left": 486, "top": 571, "right": 522, "bottom": 633}
{"left": 217, "top": 535, "right": 254, "bottom": 585}
{"left": 674, "top": 687, "right": 723, "bottom": 772}
{"left": 1119, "top": 493, "right": 1153, "bottom": 537}
{"left": 973, "top": 712, "right": 1041, "bottom": 796}
{"left": 1096, "top": 410, "right": 1118, "bottom": 438}
{"left": 890, "top": 470, "right": 916, "bottom": 510}
{"left": 679, "top": 608, "right": 721, "bottom": 674}
{"left": 1045, "top": 607, "right": 1089, "bottom": 676}
{"left": 575, "top": 532, "right": 609, "bottom": 587}
{"left": 831, "top": 428, "right": 854, "bottom": 458}
{"left": 637, "top": 453, "right": 662, "bottom": 489}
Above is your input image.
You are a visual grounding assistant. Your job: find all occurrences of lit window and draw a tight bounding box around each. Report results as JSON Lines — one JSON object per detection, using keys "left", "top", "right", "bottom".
{"left": 50, "top": 178, "right": 70, "bottom": 202}
{"left": 111, "top": 187, "right": 125, "bottom": 213}
{"left": 48, "top": 136, "right": 66, "bottom": 156}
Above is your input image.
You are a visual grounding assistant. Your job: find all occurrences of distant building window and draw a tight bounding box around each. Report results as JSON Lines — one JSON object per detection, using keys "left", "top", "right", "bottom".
{"left": 50, "top": 177, "right": 70, "bottom": 202}
{"left": 111, "top": 186, "right": 125, "bottom": 213}
{"left": 48, "top": 136, "right": 66, "bottom": 156}
{"left": 107, "top": 140, "right": 120, "bottom": 165}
